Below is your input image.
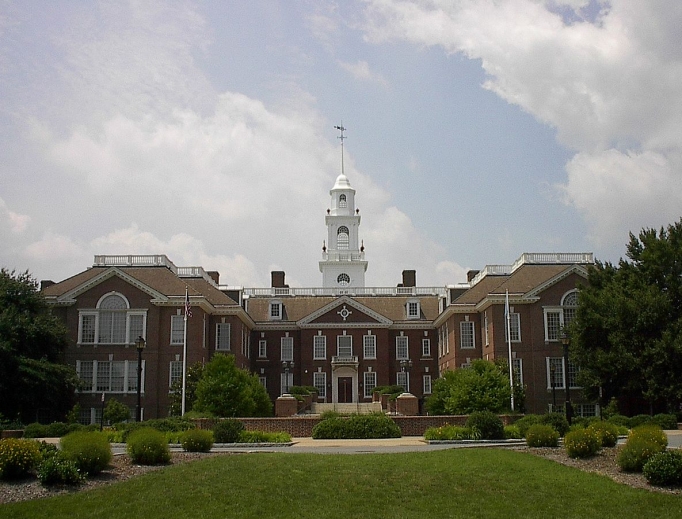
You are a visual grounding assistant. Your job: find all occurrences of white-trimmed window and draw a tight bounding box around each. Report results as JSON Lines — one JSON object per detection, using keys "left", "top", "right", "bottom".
{"left": 407, "top": 300, "right": 420, "bottom": 319}
{"left": 422, "top": 338, "right": 431, "bottom": 357}
{"left": 170, "top": 314, "right": 184, "bottom": 344}
{"left": 313, "top": 372, "right": 327, "bottom": 398}
{"left": 423, "top": 375, "right": 432, "bottom": 395}
{"left": 337, "top": 335, "right": 353, "bottom": 357}
{"left": 364, "top": 371, "right": 377, "bottom": 398}
{"left": 567, "top": 359, "right": 580, "bottom": 388}
{"left": 216, "top": 323, "right": 231, "bottom": 351}
{"left": 337, "top": 226, "right": 349, "bottom": 250}
{"left": 313, "top": 335, "right": 327, "bottom": 360}
{"left": 281, "top": 337, "right": 293, "bottom": 361}
{"left": 78, "top": 293, "right": 146, "bottom": 346}
{"left": 396, "top": 335, "right": 409, "bottom": 360}
{"left": 281, "top": 372, "right": 293, "bottom": 395}
{"left": 483, "top": 312, "right": 489, "bottom": 346}
{"left": 259, "top": 376, "right": 267, "bottom": 389}
{"left": 169, "top": 361, "right": 182, "bottom": 388}
{"left": 79, "top": 359, "right": 143, "bottom": 394}
{"left": 574, "top": 403, "right": 598, "bottom": 417}
{"left": 562, "top": 291, "right": 579, "bottom": 326}
{"left": 397, "top": 371, "right": 409, "bottom": 392}
{"left": 339, "top": 194, "right": 347, "bottom": 208}
{"left": 544, "top": 310, "right": 562, "bottom": 342}
{"left": 269, "top": 300, "right": 283, "bottom": 320}
{"left": 363, "top": 334, "right": 376, "bottom": 359}
{"left": 544, "top": 290, "right": 580, "bottom": 341}
{"left": 505, "top": 312, "right": 521, "bottom": 342}
{"left": 547, "top": 357, "right": 565, "bottom": 389}
{"left": 460, "top": 321, "right": 475, "bottom": 349}
{"left": 258, "top": 340, "right": 267, "bottom": 358}
{"left": 512, "top": 358, "right": 523, "bottom": 386}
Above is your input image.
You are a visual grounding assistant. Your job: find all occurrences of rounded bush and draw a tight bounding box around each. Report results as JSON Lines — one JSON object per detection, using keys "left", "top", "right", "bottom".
{"left": 564, "top": 428, "right": 601, "bottom": 458}
{"left": 652, "top": 413, "right": 678, "bottom": 430}
{"left": 22, "top": 423, "right": 49, "bottom": 439}
{"left": 0, "top": 438, "right": 41, "bottom": 480}
{"left": 466, "top": 411, "right": 504, "bottom": 440}
{"left": 212, "top": 419, "right": 244, "bottom": 443}
{"left": 127, "top": 428, "right": 171, "bottom": 465}
{"left": 37, "top": 451, "right": 84, "bottom": 486}
{"left": 588, "top": 421, "right": 620, "bottom": 448}
{"left": 525, "top": 424, "right": 559, "bottom": 447}
{"left": 60, "top": 431, "right": 112, "bottom": 476}
{"left": 617, "top": 437, "right": 665, "bottom": 472}
{"left": 181, "top": 429, "right": 214, "bottom": 452}
{"left": 629, "top": 414, "right": 653, "bottom": 428}
{"left": 312, "top": 417, "right": 347, "bottom": 439}
{"left": 643, "top": 450, "right": 682, "bottom": 486}
{"left": 539, "top": 413, "right": 570, "bottom": 437}
{"left": 607, "top": 414, "right": 630, "bottom": 427}
{"left": 504, "top": 425, "right": 522, "bottom": 440}
{"left": 514, "top": 415, "right": 542, "bottom": 438}
{"left": 630, "top": 424, "right": 668, "bottom": 450}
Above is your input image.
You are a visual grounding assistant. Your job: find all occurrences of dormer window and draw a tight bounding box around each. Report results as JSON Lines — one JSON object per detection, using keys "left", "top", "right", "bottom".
{"left": 339, "top": 194, "right": 347, "bottom": 208}
{"left": 269, "top": 300, "right": 283, "bottom": 320}
{"left": 406, "top": 299, "right": 420, "bottom": 319}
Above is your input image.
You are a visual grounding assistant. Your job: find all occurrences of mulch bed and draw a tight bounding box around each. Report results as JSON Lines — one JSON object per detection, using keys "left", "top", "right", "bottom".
{"left": 1, "top": 447, "right": 680, "bottom": 504}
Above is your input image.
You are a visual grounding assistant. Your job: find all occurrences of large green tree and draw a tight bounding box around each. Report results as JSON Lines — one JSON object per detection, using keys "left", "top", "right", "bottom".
{"left": 169, "top": 362, "right": 204, "bottom": 416}
{"left": 194, "top": 354, "right": 272, "bottom": 417}
{"left": 0, "top": 269, "right": 79, "bottom": 423}
{"left": 570, "top": 220, "right": 682, "bottom": 412}
{"left": 425, "top": 359, "right": 520, "bottom": 415}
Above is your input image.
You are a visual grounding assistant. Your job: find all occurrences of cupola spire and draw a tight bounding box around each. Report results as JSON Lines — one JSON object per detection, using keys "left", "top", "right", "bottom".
{"left": 334, "top": 123, "right": 346, "bottom": 175}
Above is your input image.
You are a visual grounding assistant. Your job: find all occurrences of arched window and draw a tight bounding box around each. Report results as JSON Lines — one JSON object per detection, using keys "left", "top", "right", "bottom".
{"left": 339, "top": 194, "right": 347, "bottom": 208}
{"left": 337, "top": 273, "right": 350, "bottom": 287}
{"left": 562, "top": 291, "right": 579, "bottom": 326}
{"left": 98, "top": 294, "right": 128, "bottom": 344}
{"left": 337, "top": 226, "right": 349, "bottom": 250}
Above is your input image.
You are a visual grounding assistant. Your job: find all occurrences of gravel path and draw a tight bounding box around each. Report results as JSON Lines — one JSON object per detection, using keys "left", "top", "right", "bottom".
{"left": 1, "top": 447, "right": 680, "bottom": 504}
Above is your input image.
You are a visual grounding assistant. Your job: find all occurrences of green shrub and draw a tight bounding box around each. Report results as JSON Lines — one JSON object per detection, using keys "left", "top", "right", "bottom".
{"left": 629, "top": 414, "right": 653, "bottom": 428}
{"left": 126, "top": 428, "right": 171, "bottom": 465}
{"left": 238, "top": 431, "right": 292, "bottom": 443}
{"left": 212, "top": 419, "right": 245, "bottom": 443}
{"left": 571, "top": 416, "right": 599, "bottom": 428}
{"left": 539, "top": 413, "right": 570, "bottom": 437}
{"left": 617, "top": 437, "right": 665, "bottom": 472}
{"left": 181, "top": 429, "right": 214, "bottom": 452}
{"left": 182, "top": 410, "right": 215, "bottom": 419}
{"left": 564, "top": 428, "right": 601, "bottom": 458}
{"left": 525, "top": 424, "right": 559, "bottom": 447}
{"left": 588, "top": 421, "right": 620, "bottom": 448}
{"left": 424, "top": 425, "right": 481, "bottom": 441}
{"left": 103, "top": 398, "right": 131, "bottom": 425}
{"left": 319, "top": 410, "right": 343, "bottom": 420}
{"left": 466, "top": 411, "right": 504, "bottom": 440}
{"left": 117, "top": 417, "right": 195, "bottom": 441}
{"left": 60, "top": 431, "right": 112, "bottom": 476}
{"left": 37, "top": 441, "right": 59, "bottom": 460}
{"left": 652, "top": 413, "right": 678, "bottom": 430}
{"left": 312, "top": 414, "right": 401, "bottom": 439}
{"left": 0, "top": 438, "right": 41, "bottom": 479}
{"left": 607, "top": 414, "right": 630, "bottom": 427}
{"left": 46, "top": 422, "right": 82, "bottom": 438}
{"left": 37, "top": 451, "right": 84, "bottom": 486}
{"left": 643, "top": 450, "right": 682, "bottom": 486}
{"left": 630, "top": 424, "right": 668, "bottom": 450}
{"left": 504, "top": 425, "right": 522, "bottom": 439}
{"left": 22, "top": 423, "right": 49, "bottom": 439}
{"left": 514, "top": 414, "right": 542, "bottom": 437}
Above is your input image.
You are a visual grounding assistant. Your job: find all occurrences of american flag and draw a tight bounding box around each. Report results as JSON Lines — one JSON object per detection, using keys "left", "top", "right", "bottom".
{"left": 184, "top": 288, "right": 192, "bottom": 318}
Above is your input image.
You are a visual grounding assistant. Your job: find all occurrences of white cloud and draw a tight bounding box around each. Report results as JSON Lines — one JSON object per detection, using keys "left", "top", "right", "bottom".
{"left": 338, "top": 60, "right": 389, "bottom": 87}
{"left": 0, "top": 197, "right": 30, "bottom": 234}
{"left": 361, "top": 0, "right": 682, "bottom": 257}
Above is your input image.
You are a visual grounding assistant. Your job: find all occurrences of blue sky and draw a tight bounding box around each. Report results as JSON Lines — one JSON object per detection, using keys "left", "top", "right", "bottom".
{"left": 1, "top": 1, "right": 681, "bottom": 288}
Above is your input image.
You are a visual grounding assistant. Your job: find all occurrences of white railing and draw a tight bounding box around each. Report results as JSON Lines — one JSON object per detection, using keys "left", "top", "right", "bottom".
{"left": 93, "top": 255, "right": 176, "bottom": 271}
{"left": 177, "top": 267, "right": 219, "bottom": 288}
{"left": 321, "top": 251, "right": 366, "bottom": 262}
{"left": 470, "top": 265, "right": 512, "bottom": 286}
{"left": 243, "top": 286, "right": 448, "bottom": 297}
{"left": 512, "top": 252, "right": 594, "bottom": 271}
{"left": 332, "top": 356, "right": 358, "bottom": 365}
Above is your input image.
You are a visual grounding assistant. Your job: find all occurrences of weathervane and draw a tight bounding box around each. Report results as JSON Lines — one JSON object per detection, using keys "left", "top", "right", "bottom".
{"left": 334, "top": 123, "right": 346, "bottom": 175}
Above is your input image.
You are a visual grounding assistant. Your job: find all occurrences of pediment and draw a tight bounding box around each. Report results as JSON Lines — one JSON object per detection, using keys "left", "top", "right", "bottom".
{"left": 298, "top": 296, "right": 392, "bottom": 327}
{"left": 525, "top": 264, "right": 589, "bottom": 299}
{"left": 57, "top": 268, "right": 168, "bottom": 304}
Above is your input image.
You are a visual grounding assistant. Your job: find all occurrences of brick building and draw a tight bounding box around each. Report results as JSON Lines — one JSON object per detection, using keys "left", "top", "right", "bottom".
{"left": 41, "top": 170, "right": 595, "bottom": 421}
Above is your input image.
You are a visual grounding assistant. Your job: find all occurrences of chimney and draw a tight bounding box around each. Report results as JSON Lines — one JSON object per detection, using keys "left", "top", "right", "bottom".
{"left": 271, "top": 271, "right": 288, "bottom": 288}
{"left": 40, "top": 280, "right": 55, "bottom": 291}
{"left": 401, "top": 270, "right": 416, "bottom": 288}
{"left": 467, "top": 270, "right": 480, "bottom": 282}
{"left": 207, "top": 271, "right": 220, "bottom": 285}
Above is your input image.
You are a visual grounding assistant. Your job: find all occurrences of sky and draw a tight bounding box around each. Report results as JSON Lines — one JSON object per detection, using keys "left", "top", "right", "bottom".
{"left": 1, "top": 0, "right": 681, "bottom": 289}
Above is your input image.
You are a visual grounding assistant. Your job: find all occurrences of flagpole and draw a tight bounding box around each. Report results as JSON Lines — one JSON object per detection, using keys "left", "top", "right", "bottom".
{"left": 181, "top": 287, "right": 188, "bottom": 416}
{"left": 505, "top": 290, "right": 515, "bottom": 411}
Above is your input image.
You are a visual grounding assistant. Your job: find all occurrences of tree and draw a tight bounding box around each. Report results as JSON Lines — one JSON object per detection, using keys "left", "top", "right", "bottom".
{"left": 103, "top": 398, "right": 131, "bottom": 424}
{"left": 425, "top": 360, "right": 515, "bottom": 415}
{"left": 169, "top": 362, "right": 204, "bottom": 416}
{"left": 194, "top": 354, "right": 272, "bottom": 417}
{"left": 0, "top": 269, "right": 78, "bottom": 423}
{"left": 570, "top": 220, "right": 682, "bottom": 413}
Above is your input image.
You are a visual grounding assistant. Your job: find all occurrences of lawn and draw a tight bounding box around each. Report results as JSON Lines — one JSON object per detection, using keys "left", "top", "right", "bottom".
{"left": 1, "top": 449, "right": 680, "bottom": 519}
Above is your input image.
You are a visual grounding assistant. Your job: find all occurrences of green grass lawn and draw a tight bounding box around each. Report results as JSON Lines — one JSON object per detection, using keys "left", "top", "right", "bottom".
{"left": 2, "top": 449, "right": 680, "bottom": 519}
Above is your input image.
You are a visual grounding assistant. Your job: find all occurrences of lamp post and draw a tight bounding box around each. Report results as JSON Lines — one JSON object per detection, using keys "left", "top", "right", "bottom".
{"left": 550, "top": 362, "right": 557, "bottom": 411}
{"left": 561, "top": 330, "right": 572, "bottom": 425}
{"left": 399, "top": 359, "right": 413, "bottom": 392}
{"left": 135, "top": 336, "right": 146, "bottom": 422}
{"left": 282, "top": 360, "right": 294, "bottom": 394}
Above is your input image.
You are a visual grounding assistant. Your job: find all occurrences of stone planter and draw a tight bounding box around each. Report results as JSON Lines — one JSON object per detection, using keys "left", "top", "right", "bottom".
{"left": 0, "top": 430, "right": 24, "bottom": 439}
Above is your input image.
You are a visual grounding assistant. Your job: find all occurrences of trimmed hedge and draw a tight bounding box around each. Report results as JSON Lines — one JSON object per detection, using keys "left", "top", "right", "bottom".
{"left": 525, "top": 424, "right": 559, "bottom": 447}
{"left": 60, "top": 431, "right": 112, "bottom": 476}
{"left": 0, "top": 438, "right": 41, "bottom": 480}
{"left": 116, "top": 417, "right": 195, "bottom": 442}
{"left": 312, "top": 414, "right": 401, "bottom": 439}
{"left": 23, "top": 422, "right": 96, "bottom": 439}
{"left": 466, "top": 411, "right": 504, "bottom": 440}
{"left": 127, "top": 428, "right": 171, "bottom": 465}
{"left": 424, "top": 425, "right": 481, "bottom": 441}
{"left": 212, "top": 419, "right": 244, "bottom": 443}
{"left": 238, "top": 431, "right": 292, "bottom": 443}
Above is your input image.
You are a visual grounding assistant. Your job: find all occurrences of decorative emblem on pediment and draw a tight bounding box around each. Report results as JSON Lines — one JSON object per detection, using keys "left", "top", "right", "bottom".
{"left": 337, "top": 305, "right": 352, "bottom": 321}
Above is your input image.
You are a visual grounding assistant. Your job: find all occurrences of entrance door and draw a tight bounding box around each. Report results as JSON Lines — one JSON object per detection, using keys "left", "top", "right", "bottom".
{"left": 338, "top": 377, "right": 353, "bottom": 403}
